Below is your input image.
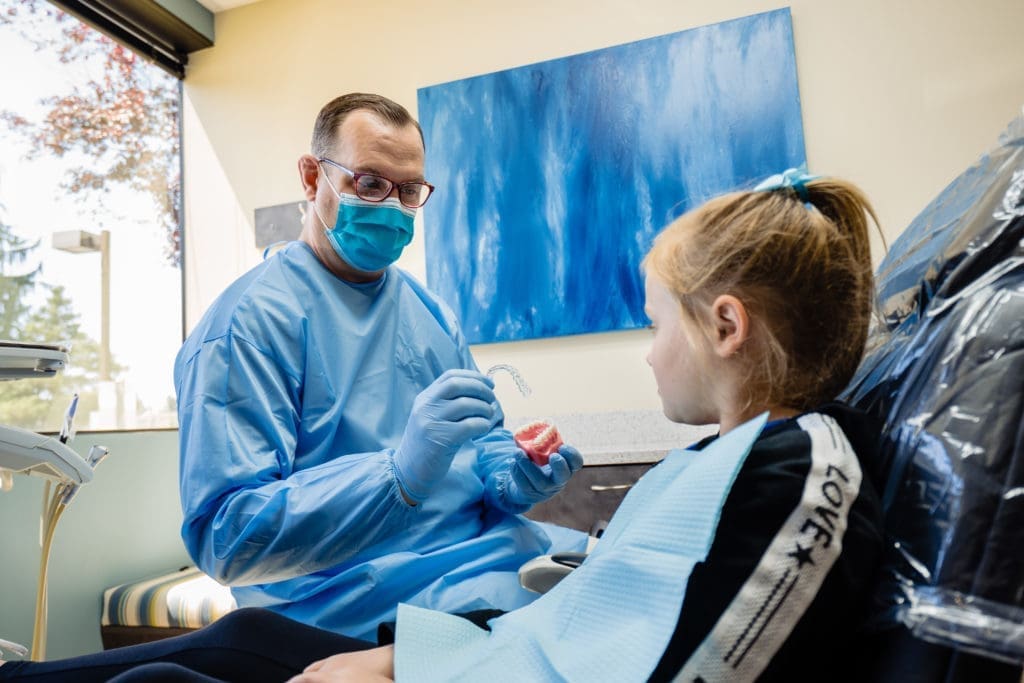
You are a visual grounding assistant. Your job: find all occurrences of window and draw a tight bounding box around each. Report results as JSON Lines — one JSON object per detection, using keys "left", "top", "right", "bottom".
{"left": 0, "top": 0, "right": 182, "bottom": 431}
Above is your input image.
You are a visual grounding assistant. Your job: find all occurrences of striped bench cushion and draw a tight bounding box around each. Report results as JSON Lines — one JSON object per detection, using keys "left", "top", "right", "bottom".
{"left": 102, "top": 566, "right": 237, "bottom": 629}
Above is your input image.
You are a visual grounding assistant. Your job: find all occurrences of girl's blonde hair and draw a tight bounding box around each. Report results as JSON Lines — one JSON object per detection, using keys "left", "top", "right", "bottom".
{"left": 642, "top": 178, "right": 879, "bottom": 411}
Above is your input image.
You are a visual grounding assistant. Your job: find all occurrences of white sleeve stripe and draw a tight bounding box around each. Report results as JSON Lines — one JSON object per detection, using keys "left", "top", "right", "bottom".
{"left": 723, "top": 567, "right": 792, "bottom": 662}
{"left": 673, "top": 413, "right": 864, "bottom": 683}
{"left": 731, "top": 572, "right": 799, "bottom": 668}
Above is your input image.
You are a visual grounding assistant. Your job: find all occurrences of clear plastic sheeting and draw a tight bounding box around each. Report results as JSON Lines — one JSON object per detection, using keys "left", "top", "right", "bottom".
{"left": 901, "top": 588, "right": 1024, "bottom": 666}
{"left": 843, "top": 109, "right": 1024, "bottom": 678}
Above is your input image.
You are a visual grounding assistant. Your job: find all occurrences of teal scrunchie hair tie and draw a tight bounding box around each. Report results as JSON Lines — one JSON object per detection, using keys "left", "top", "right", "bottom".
{"left": 753, "top": 165, "right": 821, "bottom": 204}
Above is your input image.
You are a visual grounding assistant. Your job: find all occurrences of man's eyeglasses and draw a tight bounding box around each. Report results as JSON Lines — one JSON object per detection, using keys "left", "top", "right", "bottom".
{"left": 318, "top": 158, "right": 435, "bottom": 209}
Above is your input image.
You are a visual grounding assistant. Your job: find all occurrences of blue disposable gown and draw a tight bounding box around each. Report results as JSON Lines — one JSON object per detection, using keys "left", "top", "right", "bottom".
{"left": 175, "top": 242, "right": 587, "bottom": 641}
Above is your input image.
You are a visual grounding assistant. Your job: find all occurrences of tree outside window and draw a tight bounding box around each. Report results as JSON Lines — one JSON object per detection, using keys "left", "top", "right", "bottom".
{"left": 0, "top": 0, "right": 182, "bottom": 431}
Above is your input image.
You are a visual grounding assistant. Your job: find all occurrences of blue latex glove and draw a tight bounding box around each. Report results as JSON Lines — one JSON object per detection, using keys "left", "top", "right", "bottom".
{"left": 394, "top": 369, "right": 497, "bottom": 503}
{"left": 504, "top": 444, "right": 584, "bottom": 507}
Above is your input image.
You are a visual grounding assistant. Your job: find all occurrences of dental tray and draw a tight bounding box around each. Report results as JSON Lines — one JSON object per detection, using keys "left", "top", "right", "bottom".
{"left": 0, "top": 423, "right": 93, "bottom": 484}
{"left": 0, "top": 340, "right": 70, "bottom": 380}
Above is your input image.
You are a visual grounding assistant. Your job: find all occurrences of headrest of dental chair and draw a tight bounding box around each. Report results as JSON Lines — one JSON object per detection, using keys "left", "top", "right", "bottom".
{"left": 842, "top": 111, "right": 1024, "bottom": 682}
{"left": 872, "top": 114, "right": 1024, "bottom": 329}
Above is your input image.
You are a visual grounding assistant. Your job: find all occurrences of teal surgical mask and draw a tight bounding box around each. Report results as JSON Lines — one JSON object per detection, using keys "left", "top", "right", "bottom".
{"left": 315, "top": 189, "right": 415, "bottom": 273}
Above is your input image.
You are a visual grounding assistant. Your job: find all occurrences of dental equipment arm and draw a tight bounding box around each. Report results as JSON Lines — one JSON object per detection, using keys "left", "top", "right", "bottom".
{"left": 23, "top": 438, "right": 106, "bottom": 661}
{"left": 0, "top": 637, "right": 29, "bottom": 658}
{"left": 0, "top": 341, "right": 68, "bottom": 381}
{"left": 1, "top": 343, "right": 107, "bottom": 661}
{"left": 0, "top": 424, "right": 93, "bottom": 486}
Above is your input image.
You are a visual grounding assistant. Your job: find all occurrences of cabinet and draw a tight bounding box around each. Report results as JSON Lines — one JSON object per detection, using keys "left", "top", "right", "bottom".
{"left": 524, "top": 462, "right": 656, "bottom": 533}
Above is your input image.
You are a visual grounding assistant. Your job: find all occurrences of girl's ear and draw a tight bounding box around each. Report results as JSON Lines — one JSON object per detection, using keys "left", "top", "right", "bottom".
{"left": 710, "top": 294, "right": 749, "bottom": 358}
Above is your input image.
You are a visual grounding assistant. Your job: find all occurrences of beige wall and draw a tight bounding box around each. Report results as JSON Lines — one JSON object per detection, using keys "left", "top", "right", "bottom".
{"left": 182, "top": 0, "right": 1024, "bottom": 419}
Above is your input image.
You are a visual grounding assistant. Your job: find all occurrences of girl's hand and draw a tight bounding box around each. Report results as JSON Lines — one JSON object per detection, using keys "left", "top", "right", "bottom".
{"left": 287, "top": 645, "right": 395, "bottom": 683}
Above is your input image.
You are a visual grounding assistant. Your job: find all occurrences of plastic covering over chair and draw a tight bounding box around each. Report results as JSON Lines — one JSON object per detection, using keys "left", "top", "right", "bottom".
{"left": 844, "top": 110, "right": 1024, "bottom": 681}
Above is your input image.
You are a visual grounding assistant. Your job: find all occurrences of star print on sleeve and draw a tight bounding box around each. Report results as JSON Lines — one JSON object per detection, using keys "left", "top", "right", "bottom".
{"left": 788, "top": 542, "right": 815, "bottom": 568}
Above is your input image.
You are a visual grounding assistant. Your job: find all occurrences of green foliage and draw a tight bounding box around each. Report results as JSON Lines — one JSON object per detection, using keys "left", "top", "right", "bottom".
{"left": 0, "top": 0, "right": 160, "bottom": 431}
{"left": 0, "top": 207, "right": 41, "bottom": 340}
{"left": 1, "top": 179, "right": 101, "bottom": 432}
{"left": 0, "top": 284, "right": 109, "bottom": 431}
{"left": 0, "top": 0, "right": 181, "bottom": 266}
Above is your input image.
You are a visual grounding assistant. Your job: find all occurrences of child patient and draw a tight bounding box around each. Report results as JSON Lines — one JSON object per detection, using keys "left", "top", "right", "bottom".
{"left": 0, "top": 170, "right": 885, "bottom": 682}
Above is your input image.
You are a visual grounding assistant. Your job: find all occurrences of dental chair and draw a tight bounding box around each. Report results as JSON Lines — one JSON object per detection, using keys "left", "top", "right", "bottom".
{"left": 841, "top": 110, "right": 1024, "bottom": 681}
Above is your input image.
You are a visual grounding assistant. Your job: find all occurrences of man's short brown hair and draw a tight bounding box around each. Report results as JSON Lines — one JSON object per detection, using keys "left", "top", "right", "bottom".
{"left": 310, "top": 93, "right": 423, "bottom": 157}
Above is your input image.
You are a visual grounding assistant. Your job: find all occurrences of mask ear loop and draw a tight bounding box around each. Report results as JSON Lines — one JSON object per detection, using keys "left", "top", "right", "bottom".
{"left": 312, "top": 160, "right": 342, "bottom": 232}
{"left": 312, "top": 201, "right": 333, "bottom": 233}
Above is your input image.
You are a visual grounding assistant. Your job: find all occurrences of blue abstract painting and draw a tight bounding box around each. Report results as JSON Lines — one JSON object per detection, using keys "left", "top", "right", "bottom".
{"left": 417, "top": 8, "right": 806, "bottom": 344}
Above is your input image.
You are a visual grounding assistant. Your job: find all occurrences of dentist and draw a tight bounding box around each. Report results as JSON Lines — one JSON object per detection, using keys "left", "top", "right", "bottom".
{"left": 174, "top": 93, "right": 587, "bottom": 641}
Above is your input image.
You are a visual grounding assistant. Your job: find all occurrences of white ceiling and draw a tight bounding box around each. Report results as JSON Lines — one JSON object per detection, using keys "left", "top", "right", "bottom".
{"left": 195, "top": 0, "right": 263, "bottom": 12}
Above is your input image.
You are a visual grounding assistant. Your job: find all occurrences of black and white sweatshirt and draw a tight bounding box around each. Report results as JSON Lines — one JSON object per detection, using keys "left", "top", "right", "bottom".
{"left": 650, "top": 402, "right": 885, "bottom": 682}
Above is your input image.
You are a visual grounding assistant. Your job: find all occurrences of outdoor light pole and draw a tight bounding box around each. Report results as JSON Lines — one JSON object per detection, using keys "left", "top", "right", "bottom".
{"left": 98, "top": 229, "right": 110, "bottom": 381}
{"left": 51, "top": 229, "right": 111, "bottom": 381}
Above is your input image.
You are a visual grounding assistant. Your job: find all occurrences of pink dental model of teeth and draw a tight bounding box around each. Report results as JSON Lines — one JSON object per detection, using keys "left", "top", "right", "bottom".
{"left": 513, "top": 420, "right": 564, "bottom": 466}
{"left": 484, "top": 364, "right": 563, "bottom": 466}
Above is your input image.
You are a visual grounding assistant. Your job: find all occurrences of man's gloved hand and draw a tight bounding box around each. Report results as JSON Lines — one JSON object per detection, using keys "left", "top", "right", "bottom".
{"left": 393, "top": 369, "right": 497, "bottom": 503}
{"left": 504, "top": 444, "right": 584, "bottom": 507}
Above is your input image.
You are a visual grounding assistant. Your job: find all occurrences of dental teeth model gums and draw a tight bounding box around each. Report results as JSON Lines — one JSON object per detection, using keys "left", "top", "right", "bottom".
{"left": 514, "top": 420, "right": 564, "bottom": 466}
{"left": 485, "top": 364, "right": 562, "bottom": 465}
